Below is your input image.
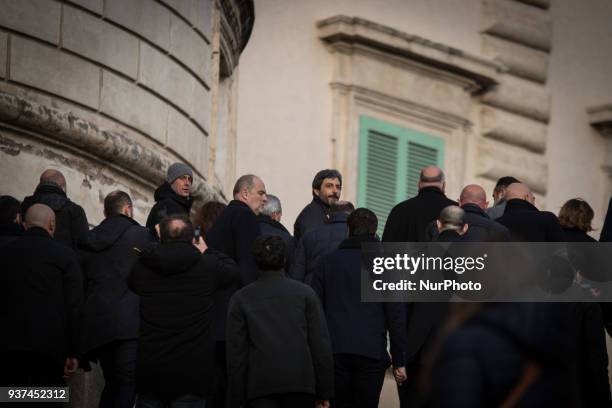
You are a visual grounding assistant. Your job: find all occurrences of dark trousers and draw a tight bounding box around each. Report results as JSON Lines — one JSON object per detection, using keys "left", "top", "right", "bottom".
{"left": 211, "top": 341, "right": 226, "bottom": 408}
{"left": 333, "top": 354, "right": 387, "bottom": 408}
{"left": 98, "top": 339, "right": 137, "bottom": 408}
{"left": 0, "top": 350, "right": 64, "bottom": 408}
{"left": 136, "top": 394, "right": 206, "bottom": 408}
{"left": 247, "top": 393, "right": 315, "bottom": 408}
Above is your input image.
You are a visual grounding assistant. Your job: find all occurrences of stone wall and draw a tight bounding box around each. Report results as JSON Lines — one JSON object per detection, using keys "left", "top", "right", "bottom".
{"left": 0, "top": 0, "right": 252, "bottom": 226}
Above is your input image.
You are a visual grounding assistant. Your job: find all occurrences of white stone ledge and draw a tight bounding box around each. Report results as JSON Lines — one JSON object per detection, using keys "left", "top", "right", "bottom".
{"left": 481, "top": 73, "right": 550, "bottom": 123}
{"left": 481, "top": 0, "right": 552, "bottom": 52}
{"left": 482, "top": 34, "right": 548, "bottom": 83}
{"left": 477, "top": 138, "right": 548, "bottom": 194}
{"left": 318, "top": 15, "right": 504, "bottom": 93}
{"left": 481, "top": 106, "right": 547, "bottom": 153}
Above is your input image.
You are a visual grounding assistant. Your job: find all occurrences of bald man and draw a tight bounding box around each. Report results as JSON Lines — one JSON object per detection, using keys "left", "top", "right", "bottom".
{"left": 0, "top": 203, "right": 83, "bottom": 387}
{"left": 458, "top": 184, "right": 509, "bottom": 242}
{"left": 496, "top": 183, "right": 565, "bottom": 242}
{"left": 382, "top": 166, "right": 456, "bottom": 242}
{"left": 21, "top": 169, "right": 89, "bottom": 249}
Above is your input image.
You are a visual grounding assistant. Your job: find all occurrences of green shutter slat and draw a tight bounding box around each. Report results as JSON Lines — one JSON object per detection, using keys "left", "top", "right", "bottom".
{"left": 406, "top": 141, "right": 439, "bottom": 199}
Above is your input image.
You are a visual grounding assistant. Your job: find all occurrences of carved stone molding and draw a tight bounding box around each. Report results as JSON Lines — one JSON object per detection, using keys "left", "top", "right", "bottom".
{"left": 588, "top": 104, "right": 612, "bottom": 177}
{"left": 318, "top": 15, "right": 504, "bottom": 94}
{"left": 219, "top": 0, "right": 254, "bottom": 77}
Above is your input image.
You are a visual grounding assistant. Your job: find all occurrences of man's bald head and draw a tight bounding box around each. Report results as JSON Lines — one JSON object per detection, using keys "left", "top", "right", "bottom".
{"left": 418, "top": 166, "right": 445, "bottom": 192}
{"left": 40, "top": 169, "right": 66, "bottom": 192}
{"left": 25, "top": 203, "right": 56, "bottom": 236}
{"left": 437, "top": 205, "right": 468, "bottom": 235}
{"left": 459, "top": 184, "right": 488, "bottom": 210}
{"left": 504, "top": 183, "right": 535, "bottom": 205}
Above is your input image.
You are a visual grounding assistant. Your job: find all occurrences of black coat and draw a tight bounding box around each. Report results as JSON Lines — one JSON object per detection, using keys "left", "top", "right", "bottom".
{"left": 145, "top": 182, "right": 193, "bottom": 230}
{"left": 128, "top": 242, "right": 238, "bottom": 399}
{"left": 563, "top": 227, "right": 596, "bottom": 242}
{"left": 257, "top": 214, "right": 296, "bottom": 267}
{"left": 0, "top": 222, "right": 24, "bottom": 247}
{"left": 461, "top": 203, "right": 510, "bottom": 242}
{"left": 312, "top": 235, "right": 407, "bottom": 367}
{"left": 227, "top": 270, "right": 334, "bottom": 407}
{"left": 293, "top": 196, "right": 330, "bottom": 242}
{"left": 78, "top": 215, "right": 156, "bottom": 356}
{"left": 290, "top": 212, "right": 348, "bottom": 284}
{"left": 496, "top": 199, "right": 565, "bottom": 242}
{"left": 432, "top": 303, "right": 577, "bottom": 408}
{"left": 206, "top": 200, "right": 261, "bottom": 341}
{"left": 382, "top": 187, "right": 457, "bottom": 242}
{"left": 600, "top": 197, "right": 612, "bottom": 242}
{"left": 21, "top": 183, "right": 89, "bottom": 249}
{"left": 0, "top": 227, "right": 83, "bottom": 365}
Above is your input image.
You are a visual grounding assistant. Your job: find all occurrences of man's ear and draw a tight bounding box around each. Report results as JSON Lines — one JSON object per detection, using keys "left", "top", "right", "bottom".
{"left": 484, "top": 201, "right": 489, "bottom": 209}
{"left": 49, "top": 218, "right": 56, "bottom": 237}
{"left": 14, "top": 213, "right": 22, "bottom": 225}
{"left": 313, "top": 188, "right": 321, "bottom": 198}
{"left": 462, "top": 223, "right": 469, "bottom": 235}
{"left": 436, "top": 220, "right": 442, "bottom": 232}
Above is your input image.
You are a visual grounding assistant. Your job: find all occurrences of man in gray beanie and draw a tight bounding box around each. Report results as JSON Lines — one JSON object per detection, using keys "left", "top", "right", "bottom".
{"left": 145, "top": 162, "right": 194, "bottom": 232}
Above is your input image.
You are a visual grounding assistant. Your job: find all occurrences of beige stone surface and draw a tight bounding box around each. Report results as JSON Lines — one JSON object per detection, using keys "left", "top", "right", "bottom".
{"left": 0, "top": 31, "right": 6, "bottom": 79}
{"left": 62, "top": 5, "right": 139, "bottom": 78}
{"left": 0, "top": 0, "right": 60, "bottom": 44}
{"left": 167, "top": 107, "right": 206, "bottom": 170}
{"left": 10, "top": 36, "right": 100, "bottom": 108}
{"left": 170, "top": 13, "right": 211, "bottom": 85}
{"left": 482, "top": 34, "right": 549, "bottom": 83}
{"left": 162, "top": 0, "right": 213, "bottom": 40}
{"left": 105, "top": 0, "right": 171, "bottom": 50}
{"left": 481, "top": 106, "right": 547, "bottom": 153}
{"left": 481, "top": 0, "right": 552, "bottom": 51}
{"left": 516, "top": 0, "right": 550, "bottom": 9}
{"left": 482, "top": 73, "right": 551, "bottom": 123}
{"left": 100, "top": 70, "right": 169, "bottom": 144}
{"left": 66, "top": 0, "right": 104, "bottom": 15}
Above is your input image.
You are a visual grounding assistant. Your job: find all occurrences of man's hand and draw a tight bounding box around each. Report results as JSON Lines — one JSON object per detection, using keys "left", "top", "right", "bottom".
{"left": 393, "top": 366, "right": 407, "bottom": 383}
{"left": 193, "top": 236, "right": 208, "bottom": 254}
{"left": 63, "top": 357, "right": 78, "bottom": 378}
{"left": 315, "top": 400, "right": 330, "bottom": 408}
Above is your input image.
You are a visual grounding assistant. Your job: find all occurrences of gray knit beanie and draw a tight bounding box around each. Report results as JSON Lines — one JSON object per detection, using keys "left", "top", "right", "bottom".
{"left": 166, "top": 162, "right": 193, "bottom": 184}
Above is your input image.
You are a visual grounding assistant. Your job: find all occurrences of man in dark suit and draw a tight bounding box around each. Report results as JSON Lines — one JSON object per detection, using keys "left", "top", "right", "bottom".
{"left": 206, "top": 174, "right": 266, "bottom": 408}
{"left": 459, "top": 184, "right": 510, "bottom": 242}
{"left": 79, "top": 191, "right": 156, "bottom": 408}
{"left": 496, "top": 183, "right": 565, "bottom": 242}
{"left": 294, "top": 169, "right": 342, "bottom": 242}
{"left": 312, "top": 208, "right": 407, "bottom": 408}
{"left": 129, "top": 215, "right": 238, "bottom": 407}
{"left": 21, "top": 169, "right": 89, "bottom": 249}
{"left": 0, "top": 203, "right": 83, "bottom": 389}
{"left": 382, "top": 166, "right": 456, "bottom": 242}
{"left": 291, "top": 201, "right": 354, "bottom": 284}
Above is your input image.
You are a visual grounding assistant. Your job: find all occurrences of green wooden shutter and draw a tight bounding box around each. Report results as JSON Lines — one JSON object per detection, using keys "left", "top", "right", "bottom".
{"left": 358, "top": 116, "right": 445, "bottom": 236}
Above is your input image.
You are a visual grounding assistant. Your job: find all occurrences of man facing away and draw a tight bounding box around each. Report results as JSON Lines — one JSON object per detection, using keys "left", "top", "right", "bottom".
{"left": 79, "top": 191, "right": 156, "bottom": 408}
{"left": 382, "top": 166, "right": 456, "bottom": 242}
{"left": 145, "top": 162, "right": 194, "bottom": 232}
{"left": 206, "top": 174, "right": 266, "bottom": 408}
{"left": 294, "top": 169, "right": 342, "bottom": 242}
{"left": 312, "top": 208, "right": 407, "bottom": 408}
{"left": 485, "top": 176, "right": 520, "bottom": 220}
{"left": 21, "top": 169, "right": 89, "bottom": 249}
{"left": 257, "top": 194, "right": 296, "bottom": 268}
{"left": 458, "top": 184, "right": 510, "bottom": 242}
{"left": 0, "top": 204, "right": 82, "bottom": 391}
{"left": 129, "top": 215, "right": 238, "bottom": 408}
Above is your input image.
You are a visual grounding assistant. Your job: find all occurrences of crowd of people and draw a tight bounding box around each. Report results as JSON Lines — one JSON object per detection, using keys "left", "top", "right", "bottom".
{"left": 1, "top": 162, "right": 612, "bottom": 408}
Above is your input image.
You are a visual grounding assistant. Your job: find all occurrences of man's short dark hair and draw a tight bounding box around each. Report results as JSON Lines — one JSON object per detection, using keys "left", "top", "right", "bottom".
{"left": 347, "top": 208, "right": 377, "bottom": 236}
{"left": 330, "top": 201, "right": 355, "bottom": 216}
{"left": 159, "top": 214, "right": 194, "bottom": 244}
{"left": 233, "top": 174, "right": 256, "bottom": 197}
{"left": 494, "top": 176, "right": 520, "bottom": 193}
{"left": 252, "top": 235, "right": 287, "bottom": 270}
{"left": 0, "top": 195, "right": 21, "bottom": 224}
{"left": 312, "top": 169, "right": 342, "bottom": 191}
{"left": 104, "top": 190, "right": 132, "bottom": 217}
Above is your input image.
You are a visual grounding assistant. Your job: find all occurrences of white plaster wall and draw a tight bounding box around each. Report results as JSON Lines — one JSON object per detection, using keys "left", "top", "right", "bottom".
{"left": 237, "top": 0, "right": 482, "bottom": 231}
{"left": 547, "top": 0, "right": 612, "bottom": 233}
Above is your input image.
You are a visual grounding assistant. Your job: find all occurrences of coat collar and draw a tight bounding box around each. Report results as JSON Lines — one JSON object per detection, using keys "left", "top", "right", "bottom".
{"left": 25, "top": 226, "right": 52, "bottom": 239}
{"left": 505, "top": 199, "right": 539, "bottom": 213}
{"left": 311, "top": 195, "right": 330, "bottom": 209}
{"left": 462, "top": 203, "right": 490, "bottom": 219}
{"left": 338, "top": 234, "right": 379, "bottom": 250}
{"left": 330, "top": 212, "right": 348, "bottom": 224}
{"left": 418, "top": 186, "right": 446, "bottom": 197}
{"left": 229, "top": 199, "right": 254, "bottom": 213}
{"left": 258, "top": 269, "right": 286, "bottom": 279}
{"left": 257, "top": 214, "right": 289, "bottom": 234}
{"left": 436, "top": 229, "right": 463, "bottom": 242}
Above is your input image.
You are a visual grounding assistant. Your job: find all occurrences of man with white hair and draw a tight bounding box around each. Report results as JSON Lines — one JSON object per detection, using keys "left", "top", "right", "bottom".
{"left": 257, "top": 194, "right": 295, "bottom": 267}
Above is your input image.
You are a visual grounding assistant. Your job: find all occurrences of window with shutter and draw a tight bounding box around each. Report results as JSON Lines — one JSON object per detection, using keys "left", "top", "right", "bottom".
{"left": 358, "top": 116, "right": 444, "bottom": 235}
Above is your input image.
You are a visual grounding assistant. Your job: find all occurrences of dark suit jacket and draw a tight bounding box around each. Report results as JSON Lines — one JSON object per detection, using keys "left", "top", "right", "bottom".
{"left": 257, "top": 214, "right": 295, "bottom": 268}
{"left": 0, "top": 227, "right": 83, "bottom": 364}
{"left": 206, "top": 200, "right": 261, "bottom": 341}
{"left": 293, "top": 196, "right": 329, "bottom": 242}
{"left": 461, "top": 203, "right": 510, "bottom": 242}
{"left": 382, "top": 186, "right": 457, "bottom": 242}
{"left": 497, "top": 199, "right": 565, "bottom": 242}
